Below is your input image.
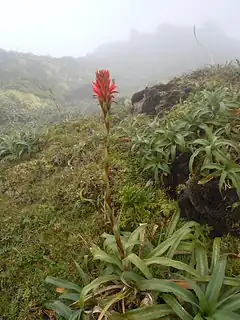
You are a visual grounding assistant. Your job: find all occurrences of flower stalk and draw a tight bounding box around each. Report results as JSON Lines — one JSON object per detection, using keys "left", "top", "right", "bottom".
{"left": 93, "top": 70, "right": 125, "bottom": 260}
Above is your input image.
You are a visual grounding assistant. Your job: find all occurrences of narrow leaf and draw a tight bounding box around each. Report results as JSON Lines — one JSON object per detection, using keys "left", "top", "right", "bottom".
{"left": 126, "top": 224, "right": 147, "bottom": 255}
{"left": 144, "top": 256, "right": 201, "bottom": 277}
{"left": 59, "top": 293, "right": 80, "bottom": 302}
{"left": 110, "top": 304, "right": 174, "bottom": 319}
{"left": 91, "top": 245, "right": 123, "bottom": 270}
{"left": 182, "top": 277, "right": 208, "bottom": 313}
{"left": 99, "top": 290, "right": 127, "bottom": 320}
{"left": 74, "top": 261, "right": 89, "bottom": 285}
{"left": 166, "top": 208, "right": 180, "bottom": 238}
{"left": 147, "top": 221, "right": 198, "bottom": 258}
{"left": 79, "top": 275, "right": 119, "bottom": 308}
{"left": 167, "top": 227, "right": 190, "bottom": 259}
{"left": 163, "top": 294, "right": 192, "bottom": 320}
{"left": 47, "top": 301, "right": 72, "bottom": 318}
{"left": 210, "top": 238, "right": 221, "bottom": 273}
{"left": 206, "top": 310, "right": 240, "bottom": 320}
{"left": 45, "top": 276, "right": 82, "bottom": 293}
{"left": 120, "top": 271, "right": 144, "bottom": 286}
{"left": 220, "top": 286, "right": 240, "bottom": 301}
{"left": 138, "top": 279, "right": 197, "bottom": 305}
{"left": 124, "top": 253, "right": 152, "bottom": 279}
{"left": 206, "top": 258, "right": 227, "bottom": 312}
{"left": 195, "top": 245, "right": 209, "bottom": 276}
{"left": 217, "top": 293, "right": 240, "bottom": 312}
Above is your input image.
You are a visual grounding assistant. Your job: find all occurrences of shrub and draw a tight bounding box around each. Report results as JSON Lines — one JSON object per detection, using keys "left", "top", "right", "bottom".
{"left": 118, "top": 185, "right": 178, "bottom": 229}
{"left": 130, "top": 81, "right": 240, "bottom": 197}
{"left": 0, "top": 129, "right": 42, "bottom": 161}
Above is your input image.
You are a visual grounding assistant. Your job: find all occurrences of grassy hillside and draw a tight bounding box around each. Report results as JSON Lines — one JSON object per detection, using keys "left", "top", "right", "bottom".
{"left": 0, "top": 63, "right": 239, "bottom": 319}
{"left": 0, "top": 24, "right": 240, "bottom": 129}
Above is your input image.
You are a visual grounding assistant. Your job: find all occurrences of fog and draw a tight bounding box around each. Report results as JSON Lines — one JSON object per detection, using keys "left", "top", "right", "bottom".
{"left": 0, "top": 0, "right": 239, "bottom": 57}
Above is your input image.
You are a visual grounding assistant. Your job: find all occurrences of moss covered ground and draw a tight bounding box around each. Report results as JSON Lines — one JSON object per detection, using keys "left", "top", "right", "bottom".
{"left": 0, "top": 64, "right": 239, "bottom": 319}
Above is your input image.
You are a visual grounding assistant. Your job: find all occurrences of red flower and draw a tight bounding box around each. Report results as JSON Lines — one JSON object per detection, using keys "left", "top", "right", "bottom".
{"left": 92, "top": 70, "right": 117, "bottom": 108}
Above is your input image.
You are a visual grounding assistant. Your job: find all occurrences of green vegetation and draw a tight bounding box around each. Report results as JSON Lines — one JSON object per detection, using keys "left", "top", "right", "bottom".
{"left": 0, "top": 24, "right": 240, "bottom": 129}
{"left": 0, "top": 129, "right": 43, "bottom": 161}
{"left": 130, "top": 65, "right": 240, "bottom": 200}
{"left": 0, "top": 63, "right": 240, "bottom": 319}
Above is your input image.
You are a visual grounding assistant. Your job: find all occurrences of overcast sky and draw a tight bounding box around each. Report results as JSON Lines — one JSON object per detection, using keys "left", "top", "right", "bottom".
{"left": 0, "top": 0, "right": 239, "bottom": 57}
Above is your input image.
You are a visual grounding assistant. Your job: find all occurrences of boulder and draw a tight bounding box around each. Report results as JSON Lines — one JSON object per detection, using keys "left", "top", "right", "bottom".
{"left": 131, "top": 79, "right": 192, "bottom": 116}
{"left": 164, "top": 153, "right": 240, "bottom": 237}
{"left": 179, "top": 177, "right": 240, "bottom": 237}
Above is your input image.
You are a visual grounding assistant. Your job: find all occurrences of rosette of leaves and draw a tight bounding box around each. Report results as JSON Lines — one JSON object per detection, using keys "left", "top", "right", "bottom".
{"left": 45, "top": 210, "right": 204, "bottom": 319}
{"left": 117, "top": 239, "right": 240, "bottom": 320}
{"left": 154, "top": 120, "right": 193, "bottom": 163}
{"left": 189, "top": 125, "right": 239, "bottom": 174}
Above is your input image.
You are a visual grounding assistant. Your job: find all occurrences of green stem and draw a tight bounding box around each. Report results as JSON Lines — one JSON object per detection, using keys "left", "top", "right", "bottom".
{"left": 103, "top": 109, "right": 125, "bottom": 260}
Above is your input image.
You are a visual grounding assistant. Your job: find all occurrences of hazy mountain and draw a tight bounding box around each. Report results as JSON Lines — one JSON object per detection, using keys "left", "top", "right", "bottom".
{"left": 90, "top": 23, "right": 240, "bottom": 92}
{"left": 0, "top": 23, "right": 239, "bottom": 127}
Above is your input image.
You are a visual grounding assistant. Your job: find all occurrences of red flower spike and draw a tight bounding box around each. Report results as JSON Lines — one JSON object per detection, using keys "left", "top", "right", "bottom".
{"left": 92, "top": 70, "right": 117, "bottom": 108}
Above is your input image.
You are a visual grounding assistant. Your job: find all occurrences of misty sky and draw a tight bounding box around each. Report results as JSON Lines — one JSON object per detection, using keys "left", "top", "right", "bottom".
{"left": 1, "top": 0, "right": 239, "bottom": 57}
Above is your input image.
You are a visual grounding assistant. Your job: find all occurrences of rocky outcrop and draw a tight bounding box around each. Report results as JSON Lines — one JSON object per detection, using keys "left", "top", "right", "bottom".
{"left": 131, "top": 79, "right": 191, "bottom": 116}
{"left": 179, "top": 177, "right": 240, "bottom": 237}
{"left": 164, "top": 153, "right": 240, "bottom": 237}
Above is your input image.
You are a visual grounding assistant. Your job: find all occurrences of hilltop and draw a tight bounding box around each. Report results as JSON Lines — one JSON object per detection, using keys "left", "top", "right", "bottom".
{"left": 0, "top": 23, "right": 240, "bottom": 129}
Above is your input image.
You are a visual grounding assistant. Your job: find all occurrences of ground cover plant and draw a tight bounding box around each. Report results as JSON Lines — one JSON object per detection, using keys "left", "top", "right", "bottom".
{"left": 128, "top": 62, "right": 240, "bottom": 236}
{"left": 0, "top": 64, "right": 239, "bottom": 319}
{"left": 44, "top": 69, "right": 240, "bottom": 319}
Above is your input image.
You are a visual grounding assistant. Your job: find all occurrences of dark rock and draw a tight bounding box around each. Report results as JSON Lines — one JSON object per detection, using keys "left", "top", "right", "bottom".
{"left": 162, "top": 152, "right": 240, "bottom": 237}
{"left": 179, "top": 177, "right": 240, "bottom": 237}
{"left": 142, "top": 88, "right": 162, "bottom": 115}
{"left": 131, "top": 80, "right": 192, "bottom": 116}
{"left": 131, "top": 89, "right": 145, "bottom": 104}
{"left": 165, "top": 153, "right": 191, "bottom": 198}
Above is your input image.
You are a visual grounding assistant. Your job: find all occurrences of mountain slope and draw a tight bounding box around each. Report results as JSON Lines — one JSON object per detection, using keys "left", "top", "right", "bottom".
{"left": 0, "top": 63, "right": 239, "bottom": 319}
{"left": 0, "top": 23, "right": 239, "bottom": 128}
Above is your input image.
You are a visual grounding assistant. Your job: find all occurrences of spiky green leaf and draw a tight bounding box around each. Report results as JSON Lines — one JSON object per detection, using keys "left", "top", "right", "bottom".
{"left": 206, "top": 310, "right": 240, "bottom": 320}
{"left": 91, "top": 245, "right": 123, "bottom": 270}
{"left": 47, "top": 301, "right": 73, "bottom": 318}
{"left": 45, "top": 276, "right": 82, "bottom": 293}
{"left": 217, "top": 293, "right": 240, "bottom": 312}
{"left": 138, "top": 279, "right": 197, "bottom": 305}
{"left": 144, "top": 256, "right": 200, "bottom": 277}
{"left": 124, "top": 253, "right": 152, "bottom": 279}
{"left": 79, "top": 274, "right": 119, "bottom": 308}
{"left": 205, "top": 258, "right": 227, "bottom": 313}
{"left": 110, "top": 304, "right": 174, "bottom": 319}
{"left": 210, "top": 238, "right": 221, "bottom": 273}
{"left": 162, "top": 294, "right": 192, "bottom": 320}
{"left": 74, "top": 261, "right": 89, "bottom": 285}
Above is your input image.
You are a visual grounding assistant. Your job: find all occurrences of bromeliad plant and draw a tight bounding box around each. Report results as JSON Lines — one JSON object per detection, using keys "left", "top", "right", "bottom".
{"left": 160, "top": 239, "right": 240, "bottom": 319}
{"left": 0, "top": 129, "right": 42, "bottom": 161}
{"left": 189, "top": 125, "right": 239, "bottom": 174}
{"left": 129, "top": 78, "right": 240, "bottom": 196}
{"left": 153, "top": 120, "right": 193, "bottom": 162}
{"left": 45, "top": 70, "right": 240, "bottom": 319}
{"left": 92, "top": 70, "right": 125, "bottom": 260}
{"left": 113, "top": 238, "right": 240, "bottom": 320}
{"left": 45, "top": 70, "right": 207, "bottom": 319}
{"left": 130, "top": 118, "right": 192, "bottom": 185}
{"left": 199, "top": 152, "right": 240, "bottom": 199}
{"left": 188, "top": 125, "right": 240, "bottom": 197}
{"left": 45, "top": 209, "right": 205, "bottom": 319}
